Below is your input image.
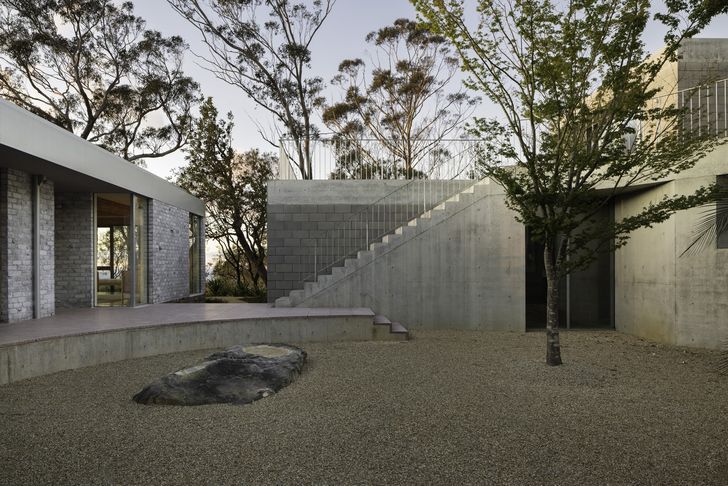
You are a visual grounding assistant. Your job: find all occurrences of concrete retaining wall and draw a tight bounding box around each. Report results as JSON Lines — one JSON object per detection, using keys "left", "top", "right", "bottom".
{"left": 267, "top": 180, "right": 472, "bottom": 301}
{"left": 294, "top": 181, "right": 526, "bottom": 331}
{"left": 0, "top": 314, "right": 374, "bottom": 385}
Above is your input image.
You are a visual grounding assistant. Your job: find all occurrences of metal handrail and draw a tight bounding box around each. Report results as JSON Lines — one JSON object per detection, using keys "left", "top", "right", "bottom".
{"left": 278, "top": 137, "right": 489, "bottom": 180}
{"left": 299, "top": 142, "right": 483, "bottom": 282}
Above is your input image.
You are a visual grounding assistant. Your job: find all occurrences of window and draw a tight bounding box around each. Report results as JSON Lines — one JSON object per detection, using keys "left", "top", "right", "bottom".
{"left": 189, "top": 214, "right": 202, "bottom": 293}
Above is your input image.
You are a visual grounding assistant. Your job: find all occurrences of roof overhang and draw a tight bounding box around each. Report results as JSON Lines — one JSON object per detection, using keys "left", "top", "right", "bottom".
{"left": 0, "top": 100, "right": 204, "bottom": 216}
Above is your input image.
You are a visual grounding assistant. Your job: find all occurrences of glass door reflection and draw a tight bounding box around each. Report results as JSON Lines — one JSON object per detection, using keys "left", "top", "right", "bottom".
{"left": 95, "top": 194, "right": 131, "bottom": 307}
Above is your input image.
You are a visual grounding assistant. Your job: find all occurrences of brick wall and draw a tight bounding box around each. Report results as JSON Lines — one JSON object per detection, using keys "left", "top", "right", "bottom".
{"left": 149, "top": 199, "right": 191, "bottom": 303}
{"left": 54, "top": 193, "right": 94, "bottom": 308}
{"left": 0, "top": 168, "right": 54, "bottom": 321}
{"left": 0, "top": 169, "right": 9, "bottom": 321}
{"left": 38, "top": 178, "right": 54, "bottom": 317}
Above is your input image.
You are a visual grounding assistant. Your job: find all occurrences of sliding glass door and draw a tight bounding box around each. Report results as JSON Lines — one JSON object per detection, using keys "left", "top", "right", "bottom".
{"left": 95, "top": 193, "right": 148, "bottom": 307}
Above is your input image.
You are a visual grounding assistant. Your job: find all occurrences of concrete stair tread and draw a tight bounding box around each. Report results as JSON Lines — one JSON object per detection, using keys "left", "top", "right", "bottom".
{"left": 275, "top": 296, "right": 292, "bottom": 307}
{"left": 390, "top": 322, "right": 408, "bottom": 334}
{"left": 373, "top": 314, "right": 392, "bottom": 326}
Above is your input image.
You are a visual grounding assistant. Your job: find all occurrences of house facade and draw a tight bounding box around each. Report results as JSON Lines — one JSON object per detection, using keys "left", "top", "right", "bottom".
{"left": 267, "top": 39, "right": 728, "bottom": 349}
{"left": 0, "top": 100, "right": 205, "bottom": 323}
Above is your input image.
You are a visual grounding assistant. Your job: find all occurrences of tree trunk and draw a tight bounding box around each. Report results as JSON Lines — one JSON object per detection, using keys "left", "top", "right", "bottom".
{"left": 544, "top": 243, "right": 563, "bottom": 366}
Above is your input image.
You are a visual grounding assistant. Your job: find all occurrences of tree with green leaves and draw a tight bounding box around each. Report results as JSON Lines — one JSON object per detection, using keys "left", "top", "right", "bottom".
{"left": 414, "top": 0, "right": 728, "bottom": 365}
{"left": 323, "top": 18, "right": 476, "bottom": 179}
{"left": 0, "top": 0, "right": 200, "bottom": 163}
{"left": 176, "top": 98, "right": 273, "bottom": 292}
{"left": 169, "top": 0, "right": 335, "bottom": 180}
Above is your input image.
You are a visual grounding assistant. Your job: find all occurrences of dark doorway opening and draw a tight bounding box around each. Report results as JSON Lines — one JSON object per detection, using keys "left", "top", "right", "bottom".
{"left": 525, "top": 205, "right": 614, "bottom": 329}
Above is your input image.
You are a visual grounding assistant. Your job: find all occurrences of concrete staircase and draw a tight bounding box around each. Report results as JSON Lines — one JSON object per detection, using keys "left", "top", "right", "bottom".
{"left": 274, "top": 179, "right": 491, "bottom": 328}
{"left": 373, "top": 314, "right": 409, "bottom": 341}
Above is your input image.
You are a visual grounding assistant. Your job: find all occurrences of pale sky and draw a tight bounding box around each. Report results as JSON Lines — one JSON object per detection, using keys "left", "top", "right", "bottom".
{"left": 131, "top": 0, "right": 728, "bottom": 179}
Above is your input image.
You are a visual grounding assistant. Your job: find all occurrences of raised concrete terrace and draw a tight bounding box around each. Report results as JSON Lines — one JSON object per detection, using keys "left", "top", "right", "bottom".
{"left": 0, "top": 303, "right": 377, "bottom": 385}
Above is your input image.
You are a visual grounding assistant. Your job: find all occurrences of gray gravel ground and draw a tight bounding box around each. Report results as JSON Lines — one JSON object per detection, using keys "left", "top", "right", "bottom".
{"left": 1, "top": 330, "right": 727, "bottom": 485}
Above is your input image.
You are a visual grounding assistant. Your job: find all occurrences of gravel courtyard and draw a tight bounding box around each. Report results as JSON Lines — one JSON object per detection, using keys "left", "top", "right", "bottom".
{"left": 1, "top": 330, "right": 727, "bottom": 485}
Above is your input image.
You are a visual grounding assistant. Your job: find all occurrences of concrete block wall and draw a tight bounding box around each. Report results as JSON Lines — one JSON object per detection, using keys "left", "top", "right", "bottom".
{"left": 0, "top": 168, "right": 54, "bottom": 322}
{"left": 677, "top": 39, "right": 728, "bottom": 91}
{"left": 267, "top": 180, "right": 471, "bottom": 302}
{"left": 148, "top": 199, "right": 193, "bottom": 303}
{"left": 54, "top": 193, "right": 94, "bottom": 308}
{"left": 291, "top": 180, "right": 526, "bottom": 331}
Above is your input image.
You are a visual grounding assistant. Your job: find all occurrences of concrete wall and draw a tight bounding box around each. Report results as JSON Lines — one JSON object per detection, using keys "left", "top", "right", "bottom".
{"left": 54, "top": 193, "right": 94, "bottom": 308}
{"left": 267, "top": 180, "right": 471, "bottom": 301}
{"left": 0, "top": 309, "right": 374, "bottom": 385}
{"left": 293, "top": 181, "right": 526, "bottom": 331}
{"left": 615, "top": 151, "right": 728, "bottom": 349}
{"left": 673, "top": 174, "right": 728, "bottom": 348}
{"left": 148, "top": 199, "right": 196, "bottom": 303}
{"left": 0, "top": 168, "right": 54, "bottom": 322}
{"left": 677, "top": 39, "right": 728, "bottom": 91}
{"left": 614, "top": 183, "right": 678, "bottom": 343}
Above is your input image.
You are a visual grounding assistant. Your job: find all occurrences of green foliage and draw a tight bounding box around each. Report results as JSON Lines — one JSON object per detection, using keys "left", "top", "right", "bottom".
{"left": 323, "top": 18, "right": 476, "bottom": 179}
{"left": 175, "top": 98, "right": 273, "bottom": 292}
{"left": 0, "top": 0, "right": 200, "bottom": 163}
{"left": 681, "top": 181, "right": 728, "bottom": 256}
{"left": 206, "top": 255, "right": 269, "bottom": 299}
{"left": 205, "top": 276, "right": 238, "bottom": 297}
{"left": 414, "top": 0, "right": 728, "bottom": 364}
{"left": 415, "top": 0, "right": 728, "bottom": 277}
{"left": 169, "top": 0, "right": 335, "bottom": 179}
{"left": 96, "top": 226, "right": 128, "bottom": 278}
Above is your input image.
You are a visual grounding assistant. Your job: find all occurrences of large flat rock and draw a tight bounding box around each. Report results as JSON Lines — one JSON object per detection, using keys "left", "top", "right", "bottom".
{"left": 132, "top": 344, "right": 306, "bottom": 406}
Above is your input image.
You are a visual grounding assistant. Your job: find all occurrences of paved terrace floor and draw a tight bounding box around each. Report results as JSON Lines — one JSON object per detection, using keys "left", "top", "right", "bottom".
{"left": 0, "top": 303, "right": 375, "bottom": 347}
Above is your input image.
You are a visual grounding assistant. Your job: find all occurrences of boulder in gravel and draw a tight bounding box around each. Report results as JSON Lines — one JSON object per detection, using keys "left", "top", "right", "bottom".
{"left": 132, "top": 344, "right": 306, "bottom": 406}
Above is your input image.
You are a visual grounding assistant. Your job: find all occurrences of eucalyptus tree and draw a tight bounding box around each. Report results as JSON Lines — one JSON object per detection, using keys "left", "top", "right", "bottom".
{"left": 0, "top": 0, "right": 200, "bottom": 163}
{"left": 169, "top": 0, "right": 335, "bottom": 180}
{"left": 414, "top": 0, "right": 728, "bottom": 365}
{"left": 323, "top": 18, "right": 476, "bottom": 179}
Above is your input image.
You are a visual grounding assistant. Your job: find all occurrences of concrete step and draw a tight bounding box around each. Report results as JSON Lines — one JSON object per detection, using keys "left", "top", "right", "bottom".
{"left": 356, "top": 250, "right": 374, "bottom": 262}
{"left": 382, "top": 233, "right": 401, "bottom": 244}
{"left": 372, "top": 315, "right": 409, "bottom": 341}
{"left": 289, "top": 289, "right": 305, "bottom": 305}
{"left": 456, "top": 191, "right": 476, "bottom": 204}
{"left": 373, "top": 314, "right": 409, "bottom": 341}
{"left": 331, "top": 266, "right": 347, "bottom": 280}
{"left": 390, "top": 322, "right": 408, "bottom": 335}
{"left": 370, "top": 242, "right": 388, "bottom": 257}
{"left": 395, "top": 225, "right": 417, "bottom": 236}
{"left": 304, "top": 282, "right": 317, "bottom": 298}
{"left": 275, "top": 296, "right": 292, "bottom": 307}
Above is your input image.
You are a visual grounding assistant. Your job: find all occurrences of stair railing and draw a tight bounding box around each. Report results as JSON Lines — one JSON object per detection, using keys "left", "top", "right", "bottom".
{"left": 301, "top": 142, "right": 483, "bottom": 283}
